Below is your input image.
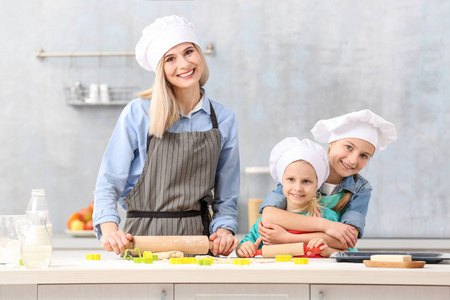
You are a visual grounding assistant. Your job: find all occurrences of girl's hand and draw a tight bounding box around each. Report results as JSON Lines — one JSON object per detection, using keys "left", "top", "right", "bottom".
{"left": 209, "top": 228, "right": 239, "bottom": 256}
{"left": 100, "top": 230, "right": 133, "bottom": 255}
{"left": 323, "top": 221, "right": 358, "bottom": 249}
{"left": 237, "top": 238, "right": 262, "bottom": 258}
{"left": 258, "top": 222, "right": 290, "bottom": 245}
{"left": 306, "top": 238, "right": 331, "bottom": 257}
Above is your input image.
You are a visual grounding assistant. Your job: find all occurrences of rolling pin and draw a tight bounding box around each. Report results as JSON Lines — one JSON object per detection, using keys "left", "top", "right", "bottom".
{"left": 254, "top": 242, "right": 322, "bottom": 258}
{"left": 129, "top": 235, "right": 212, "bottom": 255}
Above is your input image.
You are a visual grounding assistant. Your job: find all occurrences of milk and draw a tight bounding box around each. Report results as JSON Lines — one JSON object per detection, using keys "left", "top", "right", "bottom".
{"left": 21, "top": 225, "right": 52, "bottom": 269}
{"left": 21, "top": 244, "right": 52, "bottom": 269}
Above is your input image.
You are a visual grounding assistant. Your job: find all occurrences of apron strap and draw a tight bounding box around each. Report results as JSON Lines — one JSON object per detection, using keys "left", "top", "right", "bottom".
{"left": 209, "top": 102, "right": 218, "bottom": 129}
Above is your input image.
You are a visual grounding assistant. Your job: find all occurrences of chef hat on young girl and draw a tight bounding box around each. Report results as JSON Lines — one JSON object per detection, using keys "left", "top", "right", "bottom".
{"left": 311, "top": 109, "right": 398, "bottom": 154}
{"left": 270, "top": 137, "right": 330, "bottom": 187}
{"left": 135, "top": 15, "right": 199, "bottom": 72}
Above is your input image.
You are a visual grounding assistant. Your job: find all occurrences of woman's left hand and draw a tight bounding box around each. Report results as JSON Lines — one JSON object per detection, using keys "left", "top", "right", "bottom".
{"left": 209, "top": 228, "right": 239, "bottom": 256}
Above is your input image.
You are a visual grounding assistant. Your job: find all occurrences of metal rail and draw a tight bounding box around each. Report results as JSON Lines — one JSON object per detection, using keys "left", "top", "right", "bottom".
{"left": 36, "top": 43, "right": 214, "bottom": 60}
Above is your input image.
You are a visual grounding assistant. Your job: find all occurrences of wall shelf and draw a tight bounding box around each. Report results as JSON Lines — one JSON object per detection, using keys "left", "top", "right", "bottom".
{"left": 64, "top": 85, "right": 138, "bottom": 106}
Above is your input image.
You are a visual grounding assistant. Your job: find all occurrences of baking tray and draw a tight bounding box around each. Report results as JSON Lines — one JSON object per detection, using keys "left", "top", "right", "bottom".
{"left": 331, "top": 251, "right": 450, "bottom": 264}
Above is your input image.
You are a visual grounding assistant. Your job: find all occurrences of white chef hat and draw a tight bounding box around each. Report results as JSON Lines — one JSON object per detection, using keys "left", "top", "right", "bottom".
{"left": 135, "top": 15, "right": 199, "bottom": 72}
{"left": 270, "top": 137, "right": 330, "bottom": 188}
{"left": 311, "top": 109, "right": 398, "bottom": 154}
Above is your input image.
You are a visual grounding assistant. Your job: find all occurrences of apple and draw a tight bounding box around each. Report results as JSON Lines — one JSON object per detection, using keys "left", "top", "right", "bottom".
{"left": 78, "top": 207, "right": 93, "bottom": 222}
{"left": 89, "top": 201, "right": 94, "bottom": 213}
{"left": 67, "top": 212, "right": 79, "bottom": 229}
{"left": 70, "top": 219, "right": 85, "bottom": 231}
{"left": 84, "top": 220, "right": 93, "bottom": 231}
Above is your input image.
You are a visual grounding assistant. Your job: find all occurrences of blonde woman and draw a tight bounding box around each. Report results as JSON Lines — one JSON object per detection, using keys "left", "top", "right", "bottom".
{"left": 93, "top": 16, "right": 239, "bottom": 256}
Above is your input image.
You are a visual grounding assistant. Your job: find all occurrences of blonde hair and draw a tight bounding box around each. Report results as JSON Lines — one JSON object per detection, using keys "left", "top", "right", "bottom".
{"left": 138, "top": 44, "right": 209, "bottom": 138}
{"left": 291, "top": 192, "right": 324, "bottom": 218}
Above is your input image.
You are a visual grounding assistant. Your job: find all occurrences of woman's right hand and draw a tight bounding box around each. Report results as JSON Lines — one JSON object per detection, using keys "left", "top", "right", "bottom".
{"left": 99, "top": 222, "right": 133, "bottom": 255}
{"left": 323, "top": 220, "right": 358, "bottom": 249}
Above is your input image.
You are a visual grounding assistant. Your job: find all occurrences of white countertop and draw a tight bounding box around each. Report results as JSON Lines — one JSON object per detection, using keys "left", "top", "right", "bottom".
{"left": 1, "top": 249, "right": 449, "bottom": 286}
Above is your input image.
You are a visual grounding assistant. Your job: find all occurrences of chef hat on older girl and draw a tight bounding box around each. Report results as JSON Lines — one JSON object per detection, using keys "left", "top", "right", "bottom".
{"left": 135, "top": 15, "right": 199, "bottom": 72}
{"left": 311, "top": 109, "right": 398, "bottom": 154}
{"left": 270, "top": 137, "right": 330, "bottom": 187}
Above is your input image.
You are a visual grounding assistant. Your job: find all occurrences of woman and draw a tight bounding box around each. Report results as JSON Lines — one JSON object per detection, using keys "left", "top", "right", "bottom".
{"left": 93, "top": 15, "right": 239, "bottom": 256}
{"left": 258, "top": 110, "right": 397, "bottom": 250}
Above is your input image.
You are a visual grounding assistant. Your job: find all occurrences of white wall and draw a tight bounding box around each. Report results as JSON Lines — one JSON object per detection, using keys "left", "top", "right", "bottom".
{"left": 0, "top": 0, "right": 448, "bottom": 237}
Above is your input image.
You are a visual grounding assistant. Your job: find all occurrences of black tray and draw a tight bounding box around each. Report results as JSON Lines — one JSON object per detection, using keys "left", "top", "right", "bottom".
{"left": 331, "top": 251, "right": 450, "bottom": 264}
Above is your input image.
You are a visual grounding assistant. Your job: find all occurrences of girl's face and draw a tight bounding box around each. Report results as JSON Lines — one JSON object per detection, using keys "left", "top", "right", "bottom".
{"left": 282, "top": 160, "right": 318, "bottom": 212}
{"left": 327, "top": 138, "right": 375, "bottom": 183}
{"left": 163, "top": 42, "right": 203, "bottom": 91}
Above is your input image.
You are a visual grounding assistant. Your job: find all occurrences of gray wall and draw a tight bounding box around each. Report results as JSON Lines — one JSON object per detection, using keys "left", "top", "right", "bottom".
{"left": 1, "top": 0, "right": 448, "bottom": 238}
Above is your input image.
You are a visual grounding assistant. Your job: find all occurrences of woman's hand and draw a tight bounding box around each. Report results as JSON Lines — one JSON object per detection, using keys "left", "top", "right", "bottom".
{"left": 258, "top": 221, "right": 291, "bottom": 245}
{"left": 323, "top": 221, "right": 358, "bottom": 249}
{"left": 99, "top": 222, "right": 133, "bottom": 255}
{"left": 209, "top": 228, "right": 239, "bottom": 256}
{"left": 237, "top": 237, "right": 262, "bottom": 258}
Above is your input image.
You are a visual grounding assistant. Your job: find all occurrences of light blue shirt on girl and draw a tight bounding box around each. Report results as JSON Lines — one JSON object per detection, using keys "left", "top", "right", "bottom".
{"left": 93, "top": 91, "right": 240, "bottom": 238}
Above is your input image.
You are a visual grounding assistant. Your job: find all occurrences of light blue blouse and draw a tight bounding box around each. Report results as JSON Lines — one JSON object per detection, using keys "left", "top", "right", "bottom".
{"left": 93, "top": 91, "right": 240, "bottom": 238}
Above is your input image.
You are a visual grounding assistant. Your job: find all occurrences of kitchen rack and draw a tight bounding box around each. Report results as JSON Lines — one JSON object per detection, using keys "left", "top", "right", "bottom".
{"left": 64, "top": 85, "right": 139, "bottom": 106}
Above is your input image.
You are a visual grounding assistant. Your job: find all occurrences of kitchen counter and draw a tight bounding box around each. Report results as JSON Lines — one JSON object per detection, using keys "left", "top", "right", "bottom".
{"left": 1, "top": 249, "right": 450, "bottom": 286}
{"left": 2, "top": 249, "right": 449, "bottom": 300}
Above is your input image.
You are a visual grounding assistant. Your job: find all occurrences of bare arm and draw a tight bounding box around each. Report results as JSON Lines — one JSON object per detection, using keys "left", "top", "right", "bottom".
{"left": 261, "top": 207, "right": 358, "bottom": 248}
{"left": 258, "top": 222, "right": 346, "bottom": 249}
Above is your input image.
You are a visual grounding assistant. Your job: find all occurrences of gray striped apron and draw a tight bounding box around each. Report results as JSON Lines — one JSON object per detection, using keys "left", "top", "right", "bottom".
{"left": 123, "top": 102, "right": 221, "bottom": 237}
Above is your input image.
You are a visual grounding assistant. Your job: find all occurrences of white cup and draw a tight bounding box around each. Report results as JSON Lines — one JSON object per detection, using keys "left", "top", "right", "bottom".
{"left": 100, "top": 84, "right": 110, "bottom": 103}
{"left": 87, "top": 84, "right": 99, "bottom": 103}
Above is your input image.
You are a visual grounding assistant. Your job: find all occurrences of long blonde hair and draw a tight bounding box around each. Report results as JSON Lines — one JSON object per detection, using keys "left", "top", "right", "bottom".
{"left": 291, "top": 192, "right": 324, "bottom": 218}
{"left": 138, "top": 44, "right": 209, "bottom": 138}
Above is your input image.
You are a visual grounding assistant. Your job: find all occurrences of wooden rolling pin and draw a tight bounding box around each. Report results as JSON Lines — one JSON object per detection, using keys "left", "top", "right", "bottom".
{"left": 254, "top": 242, "right": 322, "bottom": 258}
{"left": 129, "top": 235, "right": 212, "bottom": 255}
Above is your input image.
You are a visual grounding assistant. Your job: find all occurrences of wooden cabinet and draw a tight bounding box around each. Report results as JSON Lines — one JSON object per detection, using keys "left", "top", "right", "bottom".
{"left": 175, "top": 284, "right": 309, "bottom": 300}
{"left": 310, "top": 285, "right": 450, "bottom": 300}
{"left": 38, "top": 284, "right": 173, "bottom": 300}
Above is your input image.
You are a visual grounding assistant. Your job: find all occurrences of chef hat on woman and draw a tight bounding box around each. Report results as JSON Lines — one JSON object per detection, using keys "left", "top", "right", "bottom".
{"left": 135, "top": 15, "right": 199, "bottom": 72}
{"left": 311, "top": 109, "right": 398, "bottom": 154}
{"left": 270, "top": 137, "right": 330, "bottom": 188}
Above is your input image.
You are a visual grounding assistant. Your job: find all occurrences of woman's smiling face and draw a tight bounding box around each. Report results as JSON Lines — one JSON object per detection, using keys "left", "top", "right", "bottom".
{"left": 327, "top": 138, "right": 375, "bottom": 183}
{"left": 163, "top": 42, "right": 203, "bottom": 90}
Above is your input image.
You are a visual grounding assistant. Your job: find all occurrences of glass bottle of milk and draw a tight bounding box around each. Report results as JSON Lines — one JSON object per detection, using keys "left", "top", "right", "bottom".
{"left": 21, "top": 189, "right": 53, "bottom": 269}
